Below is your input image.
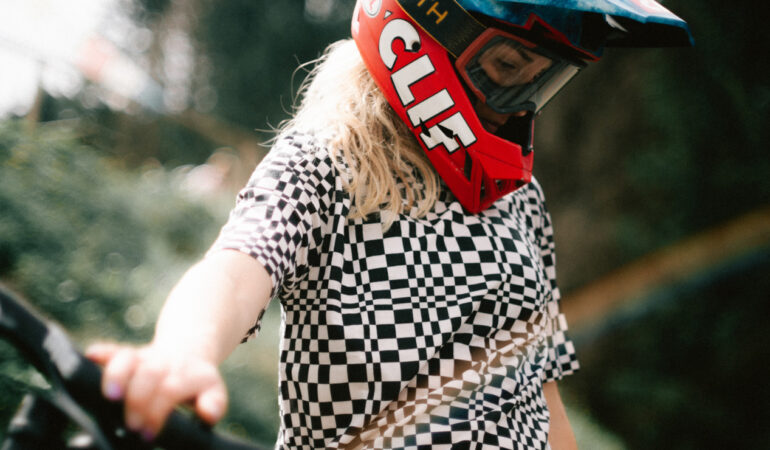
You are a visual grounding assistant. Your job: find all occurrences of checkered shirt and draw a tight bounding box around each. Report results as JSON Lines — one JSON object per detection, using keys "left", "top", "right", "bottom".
{"left": 210, "top": 132, "right": 579, "bottom": 449}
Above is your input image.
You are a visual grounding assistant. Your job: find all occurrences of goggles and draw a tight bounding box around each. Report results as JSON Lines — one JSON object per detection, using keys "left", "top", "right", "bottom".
{"left": 456, "top": 28, "right": 585, "bottom": 114}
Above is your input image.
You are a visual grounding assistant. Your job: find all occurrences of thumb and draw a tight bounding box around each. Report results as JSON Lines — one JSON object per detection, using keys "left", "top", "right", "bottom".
{"left": 84, "top": 341, "right": 122, "bottom": 365}
{"left": 195, "top": 383, "right": 228, "bottom": 425}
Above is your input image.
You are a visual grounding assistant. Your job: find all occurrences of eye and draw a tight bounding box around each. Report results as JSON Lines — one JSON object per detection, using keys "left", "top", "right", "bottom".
{"left": 496, "top": 59, "right": 518, "bottom": 72}
{"left": 500, "top": 61, "right": 517, "bottom": 70}
{"left": 491, "top": 59, "right": 524, "bottom": 86}
{"left": 531, "top": 68, "right": 549, "bottom": 83}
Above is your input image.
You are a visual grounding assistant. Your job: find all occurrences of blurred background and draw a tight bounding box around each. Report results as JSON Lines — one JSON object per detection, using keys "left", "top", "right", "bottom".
{"left": 0, "top": 0, "right": 767, "bottom": 448}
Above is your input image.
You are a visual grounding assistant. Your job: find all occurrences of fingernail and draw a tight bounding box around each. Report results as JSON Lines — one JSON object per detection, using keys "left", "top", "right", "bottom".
{"left": 202, "top": 397, "right": 223, "bottom": 420}
{"left": 125, "top": 411, "right": 142, "bottom": 431}
{"left": 105, "top": 382, "right": 123, "bottom": 401}
{"left": 141, "top": 429, "right": 155, "bottom": 442}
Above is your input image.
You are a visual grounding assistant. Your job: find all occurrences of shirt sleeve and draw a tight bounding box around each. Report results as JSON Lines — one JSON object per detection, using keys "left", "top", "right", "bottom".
{"left": 208, "top": 133, "right": 337, "bottom": 301}
{"left": 528, "top": 179, "right": 580, "bottom": 383}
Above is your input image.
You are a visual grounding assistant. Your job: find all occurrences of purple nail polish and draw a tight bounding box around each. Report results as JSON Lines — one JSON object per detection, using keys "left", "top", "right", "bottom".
{"left": 141, "top": 429, "right": 155, "bottom": 442}
{"left": 105, "top": 382, "right": 123, "bottom": 401}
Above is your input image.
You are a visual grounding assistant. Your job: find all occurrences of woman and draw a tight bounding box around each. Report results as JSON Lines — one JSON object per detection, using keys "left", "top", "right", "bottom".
{"left": 87, "top": 1, "right": 692, "bottom": 448}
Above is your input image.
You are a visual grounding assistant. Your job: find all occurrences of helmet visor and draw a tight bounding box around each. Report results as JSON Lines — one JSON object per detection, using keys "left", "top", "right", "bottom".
{"left": 457, "top": 29, "right": 585, "bottom": 114}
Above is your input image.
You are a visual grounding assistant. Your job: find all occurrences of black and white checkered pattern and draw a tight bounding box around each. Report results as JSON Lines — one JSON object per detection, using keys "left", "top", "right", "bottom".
{"left": 211, "top": 133, "right": 579, "bottom": 449}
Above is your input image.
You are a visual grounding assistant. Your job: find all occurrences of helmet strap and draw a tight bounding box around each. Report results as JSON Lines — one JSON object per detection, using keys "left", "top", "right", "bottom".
{"left": 394, "top": 0, "right": 486, "bottom": 58}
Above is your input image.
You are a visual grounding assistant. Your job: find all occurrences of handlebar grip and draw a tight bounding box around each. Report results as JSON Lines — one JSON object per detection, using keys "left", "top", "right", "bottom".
{"left": 0, "top": 285, "right": 265, "bottom": 450}
{"left": 74, "top": 356, "right": 263, "bottom": 450}
{"left": 158, "top": 412, "right": 260, "bottom": 450}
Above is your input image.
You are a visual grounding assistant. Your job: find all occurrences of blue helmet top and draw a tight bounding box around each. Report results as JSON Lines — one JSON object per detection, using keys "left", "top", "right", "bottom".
{"left": 458, "top": 0, "right": 694, "bottom": 56}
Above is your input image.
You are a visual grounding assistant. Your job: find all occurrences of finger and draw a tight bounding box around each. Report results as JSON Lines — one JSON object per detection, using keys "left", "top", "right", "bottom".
{"left": 124, "top": 351, "right": 166, "bottom": 432}
{"left": 101, "top": 347, "right": 139, "bottom": 401}
{"left": 195, "top": 382, "right": 228, "bottom": 425}
{"left": 142, "top": 372, "right": 189, "bottom": 437}
{"left": 142, "top": 363, "right": 227, "bottom": 436}
{"left": 85, "top": 341, "right": 122, "bottom": 365}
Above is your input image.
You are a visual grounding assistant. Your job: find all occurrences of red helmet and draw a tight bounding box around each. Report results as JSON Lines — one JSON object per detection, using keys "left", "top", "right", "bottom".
{"left": 351, "top": 0, "right": 692, "bottom": 213}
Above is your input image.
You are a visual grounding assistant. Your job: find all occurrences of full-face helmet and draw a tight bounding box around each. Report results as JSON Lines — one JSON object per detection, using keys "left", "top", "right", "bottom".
{"left": 352, "top": 0, "right": 693, "bottom": 213}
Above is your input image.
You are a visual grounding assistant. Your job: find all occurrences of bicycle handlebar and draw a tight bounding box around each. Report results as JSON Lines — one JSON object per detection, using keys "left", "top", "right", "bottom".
{"left": 0, "top": 284, "right": 263, "bottom": 450}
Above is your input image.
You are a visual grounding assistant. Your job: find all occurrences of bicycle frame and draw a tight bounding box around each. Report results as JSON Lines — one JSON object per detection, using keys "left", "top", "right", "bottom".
{"left": 0, "top": 284, "right": 262, "bottom": 450}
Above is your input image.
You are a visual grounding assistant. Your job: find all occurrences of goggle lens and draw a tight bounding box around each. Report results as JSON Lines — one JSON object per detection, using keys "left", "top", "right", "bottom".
{"left": 458, "top": 31, "right": 583, "bottom": 114}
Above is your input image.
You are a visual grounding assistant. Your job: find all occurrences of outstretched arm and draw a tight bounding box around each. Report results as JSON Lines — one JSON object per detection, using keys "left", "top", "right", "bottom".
{"left": 87, "top": 249, "right": 272, "bottom": 440}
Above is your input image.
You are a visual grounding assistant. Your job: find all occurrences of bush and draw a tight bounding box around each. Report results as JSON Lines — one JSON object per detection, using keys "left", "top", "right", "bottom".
{"left": 0, "top": 120, "right": 279, "bottom": 444}
{"left": 0, "top": 121, "right": 217, "bottom": 330}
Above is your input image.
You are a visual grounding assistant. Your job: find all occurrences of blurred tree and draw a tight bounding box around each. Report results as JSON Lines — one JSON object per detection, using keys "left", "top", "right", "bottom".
{"left": 530, "top": 0, "right": 770, "bottom": 447}
{"left": 4, "top": 0, "right": 768, "bottom": 447}
{"left": 191, "top": 0, "right": 355, "bottom": 129}
{"left": 535, "top": 0, "right": 769, "bottom": 290}
{"left": 35, "top": 1, "right": 356, "bottom": 169}
{"left": 0, "top": 120, "right": 218, "bottom": 328}
{"left": 566, "top": 250, "right": 770, "bottom": 449}
{"left": 0, "top": 120, "right": 278, "bottom": 443}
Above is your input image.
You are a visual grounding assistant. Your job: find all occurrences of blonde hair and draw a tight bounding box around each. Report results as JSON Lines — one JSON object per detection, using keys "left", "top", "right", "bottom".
{"left": 277, "top": 39, "right": 440, "bottom": 227}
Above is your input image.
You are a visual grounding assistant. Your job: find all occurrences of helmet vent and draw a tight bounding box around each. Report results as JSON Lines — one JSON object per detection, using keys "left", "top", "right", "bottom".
{"left": 464, "top": 152, "right": 473, "bottom": 181}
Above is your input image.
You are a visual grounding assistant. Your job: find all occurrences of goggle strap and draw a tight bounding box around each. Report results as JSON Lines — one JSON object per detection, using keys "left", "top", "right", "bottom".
{"left": 395, "top": 0, "right": 486, "bottom": 58}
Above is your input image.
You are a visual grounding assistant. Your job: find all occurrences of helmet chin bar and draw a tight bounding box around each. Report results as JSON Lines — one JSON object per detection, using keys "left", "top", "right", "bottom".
{"left": 471, "top": 111, "right": 535, "bottom": 209}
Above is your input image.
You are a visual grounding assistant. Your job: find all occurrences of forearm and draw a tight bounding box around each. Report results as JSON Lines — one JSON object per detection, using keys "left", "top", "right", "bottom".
{"left": 87, "top": 249, "right": 272, "bottom": 436}
{"left": 152, "top": 249, "right": 273, "bottom": 364}
{"left": 544, "top": 381, "right": 578, "bottom": 450}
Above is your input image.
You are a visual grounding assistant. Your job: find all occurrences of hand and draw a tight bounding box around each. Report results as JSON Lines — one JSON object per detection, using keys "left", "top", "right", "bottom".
{"left": 85, "top": 342, "right": 228, "bottom": 441}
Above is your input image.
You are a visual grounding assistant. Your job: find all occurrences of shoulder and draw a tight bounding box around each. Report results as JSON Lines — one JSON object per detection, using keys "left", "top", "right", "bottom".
{"left": 244, "top": 131, "right": 342, "bottom": 191}
{"left": 495, "top": 176, "right": 552, "bottom": 236}
{"left": 261, "top": 131, "right": 337, "bottom": 177}
{"left": 501, "top": 175, "right": 548, "bottom": 213}
{"left": 234, "top": 131, "right": 348, "bottom": 215}
{"left": 520, "top": 176, "right": 548, "bottom": 205}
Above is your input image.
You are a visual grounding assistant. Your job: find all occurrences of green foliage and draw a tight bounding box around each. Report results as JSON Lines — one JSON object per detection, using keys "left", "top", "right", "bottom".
{"left": 535, "top": 0, "right": 769, "bottom": 285}
{"left": 554, "top": 2, "right": 770, "bottom": 444}
{"left": 40, "top": 97, "right": 221, "bottom": 169}
{"left": 0, "top": 119, "right": 280, "bottom": 444}
{"left": 194, "top": 0, "right": 354, "bottom": 129}
{"left": 617, "top": 0, "right": 770, "bottom": 257}
{"left": 0, "top": 120, "right": 213, "bottom": 434}
{"left": 136, "top": 0, "right": 171, "bottom": 17}
{"left": 0, "top": 120, "right": 217, "bottom": 333}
